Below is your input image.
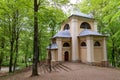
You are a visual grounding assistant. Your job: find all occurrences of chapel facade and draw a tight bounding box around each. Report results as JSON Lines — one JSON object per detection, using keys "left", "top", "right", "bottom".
{"left": 47, "top": 12, "right": 108, "bottom": 66}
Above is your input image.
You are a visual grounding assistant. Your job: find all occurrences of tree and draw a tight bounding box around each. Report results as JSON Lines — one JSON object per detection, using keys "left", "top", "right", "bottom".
{"left": 32, "top": 0, "right": 40, "bottom": 76}
{"left": 0, "top": 25, "right": 5, "bottom": 70}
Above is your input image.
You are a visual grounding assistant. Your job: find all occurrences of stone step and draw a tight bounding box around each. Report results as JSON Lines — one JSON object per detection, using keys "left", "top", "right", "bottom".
{"left": 38, "top": 63, "right": 72, "bottom": 74}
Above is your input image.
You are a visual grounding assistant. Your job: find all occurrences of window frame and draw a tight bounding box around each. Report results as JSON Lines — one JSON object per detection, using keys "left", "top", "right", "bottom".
{"left": 80, "top": 22, "right": 91, "bottom": 29}
{"left": 63, "top": 42, "right": 70, "bottom": 47}
{"left": 81, "top": 42, "right": 87, "bottom": 47}
{"left": 63, "top": 24, "right": 70, "bottom": 30}
{"left": 94, "top": 41, "right": 101, "bottom": 46}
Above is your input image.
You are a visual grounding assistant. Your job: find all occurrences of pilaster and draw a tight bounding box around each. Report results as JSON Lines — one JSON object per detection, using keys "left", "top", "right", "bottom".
{"left": 103, "top": 37, "right": 107, "bottom": 61}
{"left": 71, "top": 18, "right": 79, "bottom": 61}
{"left": 94, "top": 21, "right": 98, "bottom": 32}
{"left": 51, "top": 51, "right": 55, "bottom": 61}
{"left": 86, "top": 36, "right": 94, "bottom": 62}
{"left": 56, "top": 38, "right": 62, "bottom": 61}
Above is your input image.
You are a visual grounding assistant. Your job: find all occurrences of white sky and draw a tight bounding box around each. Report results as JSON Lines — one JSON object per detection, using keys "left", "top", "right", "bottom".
{"left": 70, "top": 0, "right": 76, "bottom": 4}
{"left": 70, "top": 0, "right": 82, "bottom": 4}
{"left": 62, "top": 0, "right": 82, "bottom": 13}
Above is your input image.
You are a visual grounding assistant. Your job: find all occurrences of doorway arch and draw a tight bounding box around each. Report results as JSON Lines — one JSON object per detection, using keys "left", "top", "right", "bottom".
{"left": 64, "top": 51, "right": 69, "bottom": 61}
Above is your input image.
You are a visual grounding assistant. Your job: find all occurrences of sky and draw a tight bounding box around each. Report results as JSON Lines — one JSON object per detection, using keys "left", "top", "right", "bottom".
{"left": 70, "top": 0, "right": 82, "bottom": 4}
{"left": 62, "top": 0, "right": 82, "bottom": 14}
{"left": 70, "top": 0, "right": 77, "bottom": 4}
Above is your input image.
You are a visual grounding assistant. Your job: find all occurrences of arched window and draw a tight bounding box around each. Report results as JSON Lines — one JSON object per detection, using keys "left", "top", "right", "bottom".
{"left": 63, "top": 42, "right": 70, "bottom": 47}
{"left": 63, "top": 24, "right": 70, "bottom": 30}
{"left": 81, "top": 42, "right": 86, "bottom": 46}
{"left": 94, "top": 41, "right": 101, "bottom": 46}
{"left": 80, "top": 22, "right": 91, "bottom": 29}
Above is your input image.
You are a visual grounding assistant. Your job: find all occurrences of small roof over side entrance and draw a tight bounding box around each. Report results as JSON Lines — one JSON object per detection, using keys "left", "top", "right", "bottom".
{"left": 47, "top": 43, "right": 58, "bottom": 50}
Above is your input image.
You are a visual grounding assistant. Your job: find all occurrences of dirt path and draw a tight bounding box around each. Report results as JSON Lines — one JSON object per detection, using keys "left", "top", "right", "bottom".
{"left": 0, "top": 62, "right": 120, "bottom": 80}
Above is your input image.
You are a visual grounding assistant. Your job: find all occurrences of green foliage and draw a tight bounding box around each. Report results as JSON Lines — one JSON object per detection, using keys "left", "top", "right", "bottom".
{"left": 78, "top": 0, "right": 120, "bottom": 67}
{"left": 2, "top": 61, "right": 9, "bottom": 67}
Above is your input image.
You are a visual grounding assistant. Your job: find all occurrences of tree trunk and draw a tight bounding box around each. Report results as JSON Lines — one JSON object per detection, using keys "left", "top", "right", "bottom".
{"left": 0, "top": 38, "right": 5, "bottom": 71}
{"left": 0, "top": 59, "right": 2, "bottom": 70}
{"left": 9, "top": 11, "right": 16, "bottom": 73}
{"left": 48, "top": 48, "right": 52, "bottom": 72}
{"left": 13, "top": 9, "right": 19, "bottom": 72}
{"left": 25, "top": 43, "right": 29, "bottom": 67}
{"left": 39, "top": 32, "right": 41, "bottom": 61}
{"left": 112, "top": 41, "right": 115, "bottom": 67}
{"left": 13, "top": 31, "right": 19, "bottom": 72}
{"left": 32, "top": 0, "right": 39, "bottom": 76}
{"left": 9, "top": 40, "right": 14, "bottom": 72}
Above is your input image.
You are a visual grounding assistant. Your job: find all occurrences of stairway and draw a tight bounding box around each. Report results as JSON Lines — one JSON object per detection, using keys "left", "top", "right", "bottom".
{"left": 38, "top": 62, "right": 72, "bottom": 74}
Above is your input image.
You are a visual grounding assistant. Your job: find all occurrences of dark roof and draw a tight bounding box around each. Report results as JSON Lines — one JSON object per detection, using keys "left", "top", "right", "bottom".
{"left": 47, "top": 43, "right": 58, "bottom": 50}
{"left": 69, "top": 11, "right": 94, "bottom": 19}
{"left": 79, "top": 29, "right": 102, "bottom": 36}
{"left": 53, "top": 30, "right": 71, "bottom": 38}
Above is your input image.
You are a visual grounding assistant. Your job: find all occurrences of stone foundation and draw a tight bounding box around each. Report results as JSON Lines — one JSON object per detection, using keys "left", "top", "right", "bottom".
{"left": 101, "top": 61, "right": 109, "bottom": 67}
{"left": 71, "top": 60, "right": 81, "bottom": 63}
{"left": 50, "top": 60, "right": 109, "bottom": 67}
{"left": 91, "top": 62, "right": 102, "bottom": 66}
{"left": 86, "top": 61, "right": 109, "bottom": 67}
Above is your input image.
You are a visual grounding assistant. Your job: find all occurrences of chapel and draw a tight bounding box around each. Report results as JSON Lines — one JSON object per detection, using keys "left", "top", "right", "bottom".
{"left": 47, "top": 11, "right": 108, "bottom": 66}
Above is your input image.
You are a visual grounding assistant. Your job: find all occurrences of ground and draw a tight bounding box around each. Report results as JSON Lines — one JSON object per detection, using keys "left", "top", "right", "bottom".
{"left": 0, "top": 62, "right": 120, "bottom": 80}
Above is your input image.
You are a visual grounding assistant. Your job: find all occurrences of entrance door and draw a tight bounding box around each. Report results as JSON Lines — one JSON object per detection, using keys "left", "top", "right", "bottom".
{"left": 64, "top": 51, "right": 69, "bottom": 61}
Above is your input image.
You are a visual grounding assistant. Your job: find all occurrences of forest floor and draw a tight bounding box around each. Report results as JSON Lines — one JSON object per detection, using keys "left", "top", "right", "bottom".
{"left": 0, "top": 62, "right": 120, "bottom": 80}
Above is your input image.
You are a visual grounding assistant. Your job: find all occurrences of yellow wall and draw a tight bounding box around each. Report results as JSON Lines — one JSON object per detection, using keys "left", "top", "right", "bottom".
{"left": 93, "top": 37, "right": 104, "bottom": 63}
{"left": 79, "top": 37, "right": 87, "bottom": 62}
{"left": 54, "top": 50, "right": 58, "bottom": 61}
{"left": 94, "top": 47, "right": 104, "bottom": 62}
{"left": 80, "top": 47, "right": 87, "bottom": 62}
